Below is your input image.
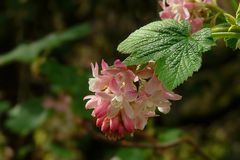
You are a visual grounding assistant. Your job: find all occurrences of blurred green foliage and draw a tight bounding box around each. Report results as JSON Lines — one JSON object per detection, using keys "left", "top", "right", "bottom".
{"left": 41, "top": 61, "right": 91, "bottom": 119}
{"left": 114, "top": 148, "right": 149, "bottom": 160}
{"left": 5, "top": 98, "right": 49, "bottom": 135}
{"left": 157, "top": 128, "right": 184, "bottom": 142}
{"left": 0, "top": 23, "right": 90, "bottom": 65}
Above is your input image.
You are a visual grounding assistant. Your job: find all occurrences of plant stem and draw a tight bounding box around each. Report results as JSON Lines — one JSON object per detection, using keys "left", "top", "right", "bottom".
{"left": 212, "top": 32, "right": 240, "bottom": 39}
{"left": 211, "top": 27, "right": 229, "bottom": 33}
{"left": 205, "top": 4, "right": 227, "bottom": 15}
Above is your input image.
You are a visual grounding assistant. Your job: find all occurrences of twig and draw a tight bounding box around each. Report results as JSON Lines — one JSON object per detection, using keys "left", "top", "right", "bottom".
{"left": 119, "top": 138, "right": 210, "bottom": 160}
{"left": 77, "top": 119, "right": 210, "bottom": 160}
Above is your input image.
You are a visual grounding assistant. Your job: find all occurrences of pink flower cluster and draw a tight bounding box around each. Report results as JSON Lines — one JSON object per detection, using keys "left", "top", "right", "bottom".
{"left": 159, "top": 0, "right": 213, "bottom": 32}
{"left": 84, "top": 59, "right": 181, "bottom": 139}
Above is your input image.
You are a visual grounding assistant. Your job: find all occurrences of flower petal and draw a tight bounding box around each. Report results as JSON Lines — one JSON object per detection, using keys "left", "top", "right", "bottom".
{"left": 110, "top": 116, "right": 120, "bottom": 132}
{"left": 94, "top": 101, "right": 109, "bottom": 118}
{"left": 101, "top": 59, "right": 109, "bottom": 70}
{"left": 121, "top": 110, "right": 135, "bottom": 133}
{"left": 123, "top": 101, "right": 135, "bottom": 119}
{"left": 85, "top": 98, "right": 98, "bottom": 109}
{"left": 158, "top": 104, "right": 171, "bottom": 114}
{"left": 135, "top": 116, "right": 147, "bottom": 130}
{"left": 114, "top": 59, "right": 126, "bottom": 69}
{"left": 91, "top": 62, "right": 99, "bottom": 77}
{"left": 109, "top": 78, "right": 120, "bottom": 94}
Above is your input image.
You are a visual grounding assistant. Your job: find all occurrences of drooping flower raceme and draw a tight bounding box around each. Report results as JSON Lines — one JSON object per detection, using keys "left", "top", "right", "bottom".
{"left": 159, "top": 0, "right": 214, "bottom": 32}
{"left": 84, "top": 60, "right": 181, "bottom": 139}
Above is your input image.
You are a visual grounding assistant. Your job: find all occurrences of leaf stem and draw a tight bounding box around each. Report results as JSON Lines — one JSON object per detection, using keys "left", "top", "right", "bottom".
{"left": 211, "top": 27, "right": 229, "bottom": 33}
{"left": 211, "top": 32, "right": 240, "bottom": 39}
{"left": 205, "top": 4, "right": 227, "bottom": 15}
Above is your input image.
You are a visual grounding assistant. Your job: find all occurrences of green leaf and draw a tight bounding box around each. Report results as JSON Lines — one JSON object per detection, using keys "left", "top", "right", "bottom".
{"left": 118, "top": 19, "right": 214, "bottom": 90}
{"left": 0, "top": 23, "right": 91, "bottom": 65}
{"left": 224, "top": 13, "right": 236, "bottom": 25}
{"left": 224, "top": 38, "right": 238, "bottom": 49}
{"left": 118, "top": 20, "right": 190, "bottom": 65}
{"left": 5, "top": 98, "right": 49, "bottom": 135}
{"left": 236, "top": 4, "right": 240, "bottom": 26}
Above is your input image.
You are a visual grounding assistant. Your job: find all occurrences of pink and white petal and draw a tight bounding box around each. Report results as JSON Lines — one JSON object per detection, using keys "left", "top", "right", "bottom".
{"left": 109, "top": 78, "right": 120, "bottom": 94}
{"left": 101, "top": 119, "right": 110, "bottom": 132}
{"left": 94, "top": 101, "right": 109, "bottom": 118}
{"left": 159, "top": 0, "right": 166, "bottom": 9}
{"left": 182, "top": 6, "right": 190, "bottom": 19}
{"left": 85, "top": 98, "right": 98, "bottom": 109}
{"left": 144, "top": 76, "right": 161, "bottom": 94}
{"left": 159, "top": 84, "right": 182, "bottom": 100}
{"left": 125, "top": 91, "right": 138, "bottom": 102}
{"left": 107, "top": 105, "right": 120, "bottom": 119}
{"left": 157, "top": 104, "right": 171, "bottom": 114}
{"left": 136, "top": 67, "right": 153, "bottom": 79}
{"left": 91, "top": 62, "right": 99, "bottom": 77}
{"left": 145, "top": 111, "right": 157, "bottom": 117}
{"left": 191, "top": 18, "right": 203, "bottom": 33}
{"left": 96, "top": 117, "right": 105, "bottom": 127}
{"left": 160, "top": 9, "right": 175, "bottom": 19}
{"left": 110, "top": 116, "right": 120, "bottom": 132}
{"left": 123, "top": 101, "right": 135, "bottom": 119}
{"left": 118, "top": 124, "right": 125, "bottom": 136}
{"left": 153, "top": 96, "right": 171, "bottom": 107}
{"left": 184, "top": 2, "right": 194, "bottom": 10}
{"left": 121, "top": 110, "right": 135, "bottom": 133}
{"left": 83, "top": 95, "right": 96, "bottom": 100}
{"left": 135, "top": 116, "right": 147, "bottom": 130}
{"left": 96, "top": 92, "right": 112, "bottom": 100}
{"left": 163, "top": 91, "right": 182, "bottom": 100}
{"left": 114, "top": 59, "right": 126, "bottom": 69}
{"left": 101, "top": 59, "right": 109, "bottom": 70}
{"left": 88, "top": 78, "right": 98, "bottom": 92}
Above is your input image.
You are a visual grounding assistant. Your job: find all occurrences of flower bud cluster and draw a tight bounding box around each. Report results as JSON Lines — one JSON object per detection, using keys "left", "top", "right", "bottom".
{"left": 84, "top": 59, "right": 181, "bottom": 139}
{"left": 159, "top": 0, "right": 214, "bottom": 32}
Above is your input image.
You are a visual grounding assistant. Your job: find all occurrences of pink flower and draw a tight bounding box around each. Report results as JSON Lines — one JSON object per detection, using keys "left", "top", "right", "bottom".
{"left": 84, "top": 60, "right": 181, "bottom": 139}
{"left": 159, "top": 0, "right": 213, "bottom": 32}
{"left": 160, "top": 0, "right": 194, "bottom": 21}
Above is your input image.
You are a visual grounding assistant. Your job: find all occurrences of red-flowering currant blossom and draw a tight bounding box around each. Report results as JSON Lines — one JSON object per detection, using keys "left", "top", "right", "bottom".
{"left": 84, "top": 60, "right": 181, "bottom": 139}
{"left": 159, "top": 0, "right": 214, "bottom": 32}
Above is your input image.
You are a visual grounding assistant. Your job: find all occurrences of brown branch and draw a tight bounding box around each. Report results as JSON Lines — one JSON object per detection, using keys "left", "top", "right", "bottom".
{"left": 120, "top": 138, "right": 210, "bottom": 160}
{"left": 76, "top": 119, "right": 210, "bottom": 160}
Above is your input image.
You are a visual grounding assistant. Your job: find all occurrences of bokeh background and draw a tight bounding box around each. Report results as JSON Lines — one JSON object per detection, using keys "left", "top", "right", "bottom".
{"left": 0, "top": 0, "right": 239, "bottom": 160}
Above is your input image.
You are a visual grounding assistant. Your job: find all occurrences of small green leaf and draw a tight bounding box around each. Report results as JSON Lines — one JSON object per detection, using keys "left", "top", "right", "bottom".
{"left": 236, "top": 4, "right": 240, "bottom": 25}
{"left": 224, "top": 38, "right": 238, "bottom": 49}
{"left": 5, "top": 99, "right": 49, "bottom": 135}
{"left": 224, "top": 13, "right": 236, "bottom": 25}
{"left": 118, "top": 19, "right": 215, "bottom": 90}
